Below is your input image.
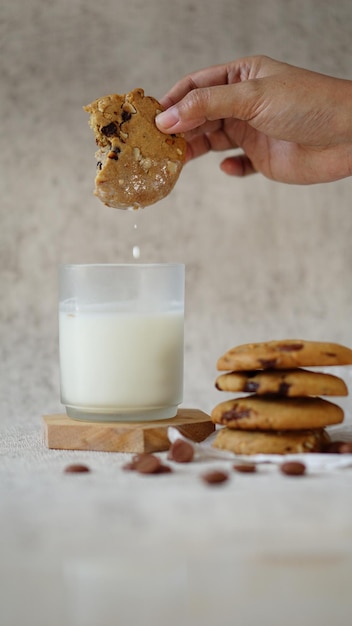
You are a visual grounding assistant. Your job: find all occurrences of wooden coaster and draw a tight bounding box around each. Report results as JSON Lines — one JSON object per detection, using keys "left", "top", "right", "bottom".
{"left": 42, "top": 408, "right": 214, "bottom": 454}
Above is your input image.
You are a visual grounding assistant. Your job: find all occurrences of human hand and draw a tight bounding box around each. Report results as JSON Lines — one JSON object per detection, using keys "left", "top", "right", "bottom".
{"left": 156, "top": 56, "right": 352, "bottom": 184}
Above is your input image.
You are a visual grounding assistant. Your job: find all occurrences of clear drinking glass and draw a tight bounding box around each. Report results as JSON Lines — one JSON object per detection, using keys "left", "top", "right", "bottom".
{"left": 59, "top": 263, "right": 184, "bottom": 421}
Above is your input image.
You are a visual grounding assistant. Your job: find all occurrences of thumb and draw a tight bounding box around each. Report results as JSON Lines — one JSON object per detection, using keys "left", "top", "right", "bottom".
{"left": 155, "top": 83, "right": 258, "bottom": 134}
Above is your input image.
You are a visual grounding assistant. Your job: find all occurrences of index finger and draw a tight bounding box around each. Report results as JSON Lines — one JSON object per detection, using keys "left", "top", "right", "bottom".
{"left": 159, "top": 63, "right": 236, "bottom": 109}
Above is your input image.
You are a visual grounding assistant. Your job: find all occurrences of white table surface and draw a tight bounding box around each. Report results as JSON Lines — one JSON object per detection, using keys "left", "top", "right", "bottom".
{"left": 1, "top": 368, "right": 352, "bottom": 626}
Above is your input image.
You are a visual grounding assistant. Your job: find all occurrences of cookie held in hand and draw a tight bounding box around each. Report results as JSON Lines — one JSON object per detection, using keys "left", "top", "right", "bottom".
{"left": 84, "top": 89, "right": 186, "bottom": 209}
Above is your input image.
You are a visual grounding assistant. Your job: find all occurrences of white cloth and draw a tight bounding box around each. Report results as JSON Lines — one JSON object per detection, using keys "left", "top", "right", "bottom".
{"left": 168, "top": 423, "right": 352, "bottom": 471}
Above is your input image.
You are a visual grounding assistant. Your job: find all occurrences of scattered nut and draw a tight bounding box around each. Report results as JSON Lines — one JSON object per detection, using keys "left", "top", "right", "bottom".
{"left": 339, "top": 442, "right": 352, "bottom": 454}
{"left": 280, "top": 461, "right": 306, "bottom": 476}
{"left": 201, "top": 470, "right": 229, "bottom": 485}
{"left": 136, "top": 455, "right": 161, "bottom": 474}
{"left": 324, "top": 440, "right": 347, "bottom": 453}
{"left": 157, "top": 464, "right": 173, "bottom": 474}
{"left": 122, "top": 453, "right": 172, "bottom": 475}
{"left": 64, "top": 463, "right": 90, "bottom": 473}
{"left": 168, "top": 439, "right": 194, "bottom": 463}
{"left": 122, "top": 461, "right": 136, "bottom": 471}
{"left": 233, "top": 463, "right": 257, "bottom": 473}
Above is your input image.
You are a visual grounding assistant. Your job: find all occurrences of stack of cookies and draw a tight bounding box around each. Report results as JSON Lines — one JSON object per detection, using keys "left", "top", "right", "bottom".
{"left": 212, "top": 340, "right": 352, "bottom": 455}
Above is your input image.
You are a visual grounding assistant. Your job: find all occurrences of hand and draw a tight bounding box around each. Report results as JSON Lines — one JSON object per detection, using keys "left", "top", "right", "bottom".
{"left": 156, "top": 55, "right": 352, "bottom": 184}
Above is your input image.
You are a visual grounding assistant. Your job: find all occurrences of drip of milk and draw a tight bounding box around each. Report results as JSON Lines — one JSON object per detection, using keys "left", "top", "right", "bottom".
{"left": 132, "top": 222, "right": 140, "bottom": 259}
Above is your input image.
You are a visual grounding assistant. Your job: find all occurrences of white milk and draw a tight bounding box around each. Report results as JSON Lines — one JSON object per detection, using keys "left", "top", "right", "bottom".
{"left": 132, "top": 245, "right": 140, "bottom": 259}
{"left": 59, "top": 306, "right": 184, "bottom": 420}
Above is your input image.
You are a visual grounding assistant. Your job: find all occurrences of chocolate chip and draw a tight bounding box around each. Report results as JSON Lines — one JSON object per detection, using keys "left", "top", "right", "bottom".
{"left": 64, "top": 463, "right": 90, "bottom": 473}
{"left": 108, "top": 146, "right": 121, "bottom": 160}
{"left": 244, "top": 381, "right": 260, "bottom": 392}
{"left": 280, "top": 461, "right": 306, "bottom": 476}
{"left": 168, "top": 439, "right": 194, "bottom": 463}
{"left": 233, "top": 463, "right": 257, "bottom": 473}
{"left": 278, "top": 343, "right": 304, "bottom": 352}
{"left": 222, "top": 407, "right": 251, "bottom": 422}
{"left": 339, "top": 442, "right": 352, "bottom": 454}
{"left": 121, "top": 110, "right": 132, "bottom": 123}
{"left": 101, "top": 122, "right": 118, "bottom": 137}
{"left": 201, "top": 470, "right": 229, "bottom": 485}
{"left": 278, "top": 382, "right": 291, "bottom": 396}
{"left": 96, "top": 161, "right": 103, "bottom": 170}
{"left": 259, "top": 358, "right": 278, "bottom": 369}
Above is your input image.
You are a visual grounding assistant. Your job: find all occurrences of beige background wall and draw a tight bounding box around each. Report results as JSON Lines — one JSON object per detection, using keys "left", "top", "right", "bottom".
{"left": 1, "top": 0, "right": 352, "bottom": 424}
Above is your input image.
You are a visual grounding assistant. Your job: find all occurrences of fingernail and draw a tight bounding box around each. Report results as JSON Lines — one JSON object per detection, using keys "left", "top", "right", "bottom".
{"left": 156, "top": 106, "right": 180, "bottom": 131}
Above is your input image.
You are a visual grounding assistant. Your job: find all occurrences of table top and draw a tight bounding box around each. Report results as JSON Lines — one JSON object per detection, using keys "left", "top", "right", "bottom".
{"left": 2, "top": 368, "right": 352, "bottom": 626}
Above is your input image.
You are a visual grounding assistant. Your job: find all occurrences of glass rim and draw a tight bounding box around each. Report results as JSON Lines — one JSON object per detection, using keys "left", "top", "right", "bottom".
{"left": 59, "top": 263, "right": 184, "bottom": 269}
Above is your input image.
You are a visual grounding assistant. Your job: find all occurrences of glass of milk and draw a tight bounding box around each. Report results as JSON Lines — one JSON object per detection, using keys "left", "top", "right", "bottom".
{"left": 59, "top": 264, "right": 184, "bottom": 421}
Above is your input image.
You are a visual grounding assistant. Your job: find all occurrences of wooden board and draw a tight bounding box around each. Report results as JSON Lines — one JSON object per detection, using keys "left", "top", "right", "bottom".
{"left": 42, "top": 408, "right": 214, "bottom": 453}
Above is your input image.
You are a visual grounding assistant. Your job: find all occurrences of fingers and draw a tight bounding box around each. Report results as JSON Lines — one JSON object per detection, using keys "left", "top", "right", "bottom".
{"left": 185, "top": 134, "right": 212, "bottom": 161}
{"left": 156, "top": 55, "right": 288, "bottom": 135}
{"left": 156, "top": 82, "right": 257, "bottom": 134}
{"left": 158, "top": 55, "right": 275, "bottom": 109}
{"left": 220, "top": 155, "right": 257, "bottom": 177}
{"left": 185, "top": 133, "right": 257, "bottom": 177}
{"left": 158, "top": 63, "right": 234, "bottom": 109}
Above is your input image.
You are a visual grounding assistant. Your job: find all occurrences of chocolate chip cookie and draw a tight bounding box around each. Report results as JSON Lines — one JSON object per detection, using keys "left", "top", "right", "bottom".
{"left": 213, "top": 427, "right": 330, "bottom": 455}
{"left": 215, "top": 368, "right": 348, "bottom": 396}
{"left": 84, "top": 89, "right": 186, "bottom": 209}
{"left": 211, "top": 395, "right": 344, "bottom": 430}
{"left": 217, "top": 339, "right": 352, "bottom": 371}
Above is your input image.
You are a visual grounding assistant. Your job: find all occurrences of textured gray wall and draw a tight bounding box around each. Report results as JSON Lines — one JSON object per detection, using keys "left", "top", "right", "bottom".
{"left": 1, "top": 0, "right": 352, "bottom": 422}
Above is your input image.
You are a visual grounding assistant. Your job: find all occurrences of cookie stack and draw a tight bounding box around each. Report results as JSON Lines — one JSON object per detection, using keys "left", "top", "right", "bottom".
{"left": 212, "top": 340, "right": 352, "bottom": 455}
